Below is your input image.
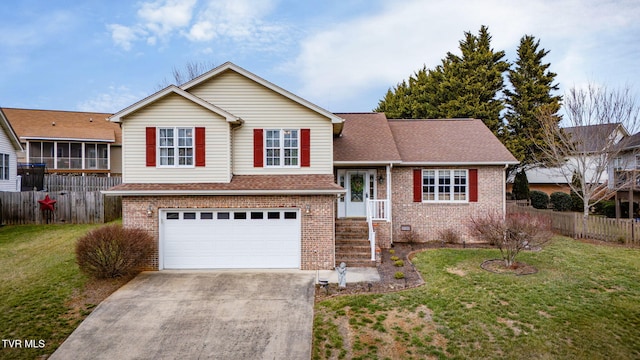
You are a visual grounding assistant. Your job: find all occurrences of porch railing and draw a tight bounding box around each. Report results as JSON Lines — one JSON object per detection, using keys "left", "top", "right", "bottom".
{"left": 365, "top": 198, "right": 390, "bottom": 261}
{"left": 367, "top": 199, "right": 390, "bottom": 221}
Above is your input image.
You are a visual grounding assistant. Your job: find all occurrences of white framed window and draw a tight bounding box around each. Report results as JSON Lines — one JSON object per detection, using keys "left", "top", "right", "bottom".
{"left": 265, "top": 129, "right": 299, "bottom": 167}
{"left": 158, "top": 127, "right": 194, "bottom": 167}
{"left": 422, "top": 169, "right": 468, "bottom": 202}
{"left": 0, "top": 154, "right": 9, "bottom": 180}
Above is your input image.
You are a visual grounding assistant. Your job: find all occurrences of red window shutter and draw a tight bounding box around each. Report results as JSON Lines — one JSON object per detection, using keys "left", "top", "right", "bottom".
{"left": 253, "top": 129, "right": 263, "bottom": 167}
{"left": 145, "top": 127, "right": 156, "bottom": 167}
{"left": 301, "top": 128, "right": 310, "bottom": 167}
{"left": 195, "top": 127, "right": 205, "bottom": 167}
{"left": 413, "top": 169, "right": 423, "bottom": 202}
{"left": 469, "top": 169, "right": 478, "bottom": 202}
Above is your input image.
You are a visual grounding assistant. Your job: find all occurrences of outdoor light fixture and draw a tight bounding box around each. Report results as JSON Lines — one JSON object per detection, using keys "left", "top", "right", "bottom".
{"left": 305, "top": 204, "right": 311, "bottom": 214}
{"left": 146, "top": 205, "right": 153, "bottom": 218}
{"left": 378, "top": 175, "right": 385, "bottom": 184}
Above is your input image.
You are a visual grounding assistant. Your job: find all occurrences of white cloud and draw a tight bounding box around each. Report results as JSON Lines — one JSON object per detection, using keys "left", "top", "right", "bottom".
{"left": 76, "top": 86, "right": 147, "bottom": 113}
{"left": 287, "top": 0, "right": 640, "bottom": 110}
{"left": 108, "top": 0, "right": 286, "bottom": 51}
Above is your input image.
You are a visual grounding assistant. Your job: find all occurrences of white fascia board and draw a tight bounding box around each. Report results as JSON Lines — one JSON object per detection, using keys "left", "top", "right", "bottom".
{"left": 181, "top": 62, "right": 344, "bottom": 125}
{"left": 0, "top": 109, "right": 23, "bottom": 151}
{"left": 102, "top": 189, "right": 346, "bottom": 196}
{"left": 109, "top": 85, "right": 242, "bottom": 124}
{"left": 21, "top": 137, "right": 114, "bottom": 143}
{"left": 397, "top": 161, "right": 520, "bottom": 166}
{"left": 333, "top": 161, "right": 402, "bottom": 166}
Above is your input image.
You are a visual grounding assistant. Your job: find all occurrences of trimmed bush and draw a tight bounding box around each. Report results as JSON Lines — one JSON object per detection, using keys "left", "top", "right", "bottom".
{"left": 394, "top": 271, "right": 405, "bottom": 279}
{"left": 390, "top": 255, "right": 400, "bottom": 261}
{"left": 530, "top": 190, "right": 549, "bottom": 209}
{"left": 394, "top": 260, "right": 405, "bottom": 267}
{"left": 76, "top": 224, "right": 155, "bottom": 279}
{"left": 550, "top": 192, "right": 572, "bottom": 211}
{"left": 593, "top": 200, "right": 616, "bottom": 218}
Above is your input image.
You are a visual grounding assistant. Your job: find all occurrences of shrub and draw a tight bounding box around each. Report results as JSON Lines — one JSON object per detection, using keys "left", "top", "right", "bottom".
{"left": 438, "top": 228, "right": 461, "bottom": 244}
{"left": 390, "top": 256, "right": 400, "bottom": 261}
{"left": 530, "top": 190, "right": 549, "bottom": 209}
{"left": 550, "top": 192, "right": 572, "bottom": 211}
{"left": 389, "top": 249, "right": 395, "bottom": 255}
{"left": 400, "top": 230, "right": 420, "bottom": 244}
{"left": 394, "top": 271, "right": 405, "bottom": 279}
{"left": 512, "top": 169, "right": 530, "bottom": 200}
{"left": 76, "top": 224, "right": 155, "bottom": 279}
{"left": 394, "top": 260, "right": 405, "bottom": 267}
{"left": 469, "top": 212, "right": 553, "bottom": 267}
{"left": 593, "top": 200, "right": 616, "bottom": 218}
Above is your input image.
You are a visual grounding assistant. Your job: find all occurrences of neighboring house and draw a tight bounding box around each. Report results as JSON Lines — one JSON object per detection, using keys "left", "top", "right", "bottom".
{"left": 104, "top": 62, "right": 517, "bottom": 271}
{"left": 508, "top": 123, "right": 628, "bottom": 196}
{"left": 0, "top": 109, "right": 24, "bottom": 191}
{"left": 607, "top": 131, "right": 640, "bottom": 217}
{"left": 1, "top": 108, "right": 122, "bottom": 176}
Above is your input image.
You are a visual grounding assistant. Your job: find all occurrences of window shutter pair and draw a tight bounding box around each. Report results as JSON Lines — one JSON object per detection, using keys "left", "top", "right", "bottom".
{"left": 145, "top": 127, "right": 205, "bottom": 167}
{"left": 412, "top": 169, "right": 478, "bottom": 202}
{"left": 253, "top": 128, "right": 310, "bottom": 167}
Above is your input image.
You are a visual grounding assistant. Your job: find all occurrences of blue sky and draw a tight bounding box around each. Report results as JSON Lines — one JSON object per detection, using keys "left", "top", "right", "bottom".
{"left": 1, "top": 0, "right": 639, "bottom": 115}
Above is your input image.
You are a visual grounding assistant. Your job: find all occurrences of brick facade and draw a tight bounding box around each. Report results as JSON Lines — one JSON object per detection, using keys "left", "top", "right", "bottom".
{"left": 391, "top": 166, "right": 506, "bottom": 243}
{"left": 122, "top": 194, "right": 336, "bottom": 270}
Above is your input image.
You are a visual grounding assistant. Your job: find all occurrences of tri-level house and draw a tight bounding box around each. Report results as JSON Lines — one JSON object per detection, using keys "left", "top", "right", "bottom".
{"left": 104, "top": 62, "right": 517, "bottom": 270}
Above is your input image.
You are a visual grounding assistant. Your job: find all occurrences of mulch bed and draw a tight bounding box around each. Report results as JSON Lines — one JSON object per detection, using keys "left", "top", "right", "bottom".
{"left": 314, "top": 241, "right": 493, "bottom": 302}
{"left": 480, "top": 259, "right": 539, "bottom": 275}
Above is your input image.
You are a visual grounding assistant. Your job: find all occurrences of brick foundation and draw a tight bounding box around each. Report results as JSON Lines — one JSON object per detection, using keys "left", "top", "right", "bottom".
{"left": 122, "top": 195, "right": 335, "bottom": 270}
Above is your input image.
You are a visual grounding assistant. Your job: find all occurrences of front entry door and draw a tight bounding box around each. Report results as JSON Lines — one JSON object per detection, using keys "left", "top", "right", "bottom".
{"left": 338, "top": 170, "right": 375, "bottom": 218}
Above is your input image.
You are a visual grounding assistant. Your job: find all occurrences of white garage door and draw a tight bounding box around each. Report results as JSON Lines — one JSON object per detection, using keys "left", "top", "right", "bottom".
{"left": 161, "top": 209, "right": 301, "bottom": 269}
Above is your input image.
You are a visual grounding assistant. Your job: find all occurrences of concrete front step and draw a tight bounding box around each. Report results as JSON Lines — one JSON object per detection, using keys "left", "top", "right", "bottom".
{"left": 335, "top": 258, "right": 376, "bottom": 268}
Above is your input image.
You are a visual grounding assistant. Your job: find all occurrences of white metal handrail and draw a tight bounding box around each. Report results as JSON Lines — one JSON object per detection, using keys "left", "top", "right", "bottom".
{"left": 365, "top": 198, "right": 376, "bottom": 261}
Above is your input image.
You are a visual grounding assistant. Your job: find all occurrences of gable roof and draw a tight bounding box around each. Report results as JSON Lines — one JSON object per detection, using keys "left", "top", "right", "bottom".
{"left": 389, "top": 118, "right": 517, "bottom": 165}
{"left": 564, "top": 123, "right": 627, "bottom": 152}
{"left": 181, "top": 62, "right": 344, "bottom": 125}
{"left": 2, "top": 108, "right": 120, "bottom": 144}
{"left": 109, "top": 85, "right": 243, "bottom": 124}
{"left": 333, "top": 113, "right": 402, "bottom": 164}
{"left": 0, "top": 108, "right": 23, "bottom": 151}
{"left": 333, "top": 114, "right": 518, "bottom": 165}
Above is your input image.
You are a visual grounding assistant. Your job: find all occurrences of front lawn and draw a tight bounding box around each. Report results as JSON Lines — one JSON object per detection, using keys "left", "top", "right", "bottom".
{"left": 314, "top": 237, "right": 640, "bottom": 359}
{"left": 0, "top": 223, "right": 127, "bottom": 360}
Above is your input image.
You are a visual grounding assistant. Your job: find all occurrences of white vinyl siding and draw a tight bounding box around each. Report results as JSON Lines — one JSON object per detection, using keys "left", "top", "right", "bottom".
{"left": 0, "top": 127, "right": 19, "bottom": 191}
{"left": 188, "top": 70, "right": 334, "bottom": 175}
{"left": 121, "top": 93, "right": 231, "bottom": 183}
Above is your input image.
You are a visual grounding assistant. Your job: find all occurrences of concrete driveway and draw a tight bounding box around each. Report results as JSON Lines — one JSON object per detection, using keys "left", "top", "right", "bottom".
{"left": 51, "top": 271, "right": 316, "bottom": 360}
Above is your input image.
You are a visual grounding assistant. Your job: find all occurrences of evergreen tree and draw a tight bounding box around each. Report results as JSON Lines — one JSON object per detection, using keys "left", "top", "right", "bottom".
{"left": 375, "top": 26, "right": 509, "bottom": 136}
{"left": 504, "top": 35, "right": 562, "bottom": 168}
{"left": 512, "top": 169, "right": 530, "bottom": 200}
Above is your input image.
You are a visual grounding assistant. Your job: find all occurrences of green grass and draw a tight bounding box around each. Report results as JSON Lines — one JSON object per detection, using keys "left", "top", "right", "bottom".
{"left": 314, "top": 237, "right": 640, "bottom": 359}
{"left": 0, "top": 223, "right": 108, "bottom": 359}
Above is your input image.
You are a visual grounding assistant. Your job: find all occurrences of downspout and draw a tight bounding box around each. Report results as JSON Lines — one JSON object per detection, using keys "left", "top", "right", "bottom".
{"left": 503, "top": 164, "right": 508, "bottom": 220}
{"left": 229, "top": 119, "right": 244, "bottom": 179}
{"left": 388, "top": 162, "right": 393, "bottom": 245}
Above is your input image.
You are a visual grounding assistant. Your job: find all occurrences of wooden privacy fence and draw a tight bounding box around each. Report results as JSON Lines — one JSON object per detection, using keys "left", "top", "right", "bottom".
{"left": 43, "top": 175, "right": 122, "bottom": 192}
{"left": 0, "top": 191, "right": 121, "bottom": 225}
{"left": 507, "top": 204, "right": 640, "bottom": 246}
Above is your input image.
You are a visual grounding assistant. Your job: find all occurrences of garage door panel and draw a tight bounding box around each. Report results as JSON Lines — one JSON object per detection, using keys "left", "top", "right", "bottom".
{"left": 161, "top": 209, "right": 300, "bottom": 269}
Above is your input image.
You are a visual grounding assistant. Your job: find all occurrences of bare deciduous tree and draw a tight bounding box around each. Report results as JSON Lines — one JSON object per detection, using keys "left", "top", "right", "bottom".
{"left": 469, "top": 212, "right": 552, "bottom": 268}
{"left": 155, "top": 60, "right": 217, "bottom": 90}
{"left": 535, "top": 84, "right": 640, "bottom": 231}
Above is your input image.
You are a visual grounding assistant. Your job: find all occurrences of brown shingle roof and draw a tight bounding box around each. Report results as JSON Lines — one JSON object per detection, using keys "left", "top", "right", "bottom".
{"left": 104, "top": 174, "right": 344, "bottom": 195}
{"left": 388, "top": 118, "right": 517, "bottom": 164}
{"left": 2, "top": 108, "right": 121, "bottom": 144}
{"left": 333, "top": 113, "right": 402, "bottom": 163}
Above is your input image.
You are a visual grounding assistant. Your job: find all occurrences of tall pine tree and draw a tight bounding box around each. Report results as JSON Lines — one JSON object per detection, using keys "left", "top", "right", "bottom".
{"left": 375, "top": 26, "right": 509, "bottom": 136}
{"left": 504, "top": 35, "right": 562, "bottom": 168}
